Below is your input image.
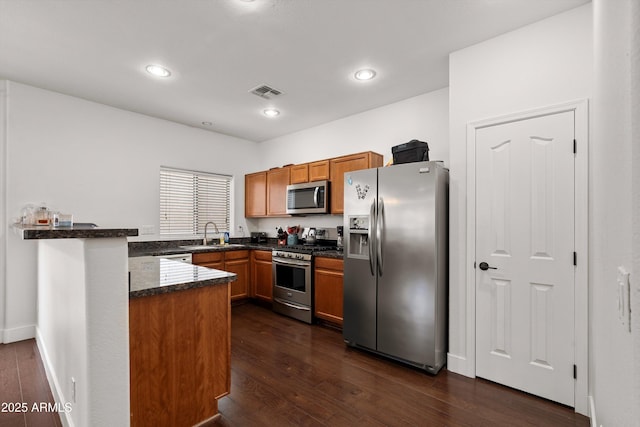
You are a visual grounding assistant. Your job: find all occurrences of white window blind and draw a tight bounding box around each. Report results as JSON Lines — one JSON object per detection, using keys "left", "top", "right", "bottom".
{"left": 160, "top": 167, "right": 231, "bottom": 235}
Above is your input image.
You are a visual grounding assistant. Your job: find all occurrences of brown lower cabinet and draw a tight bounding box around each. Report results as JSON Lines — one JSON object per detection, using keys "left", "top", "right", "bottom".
{"left": 224, "top": 250, "right": 250, "bottom": 301}
{"left": 314, "top": 257, "right": 344, "bottom": 327}
{"left": 193, "top": 250, "right": 250, "bottom": 301}
{"left": 129, "top": 283, "right": 231, "bottom": 427}
{"left": 251, "top": 250, "right": 273, "bottom": 302}
{"left": 191, "top": 251, "right": 344, "bottom": 327}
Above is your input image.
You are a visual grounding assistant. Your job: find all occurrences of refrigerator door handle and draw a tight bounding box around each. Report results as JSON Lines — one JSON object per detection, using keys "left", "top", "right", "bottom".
{"left": 368, "top": 198, "right": 376, "bottom": 276}
{"left": 377, "top": 198, "right": 384, "bottom": 276}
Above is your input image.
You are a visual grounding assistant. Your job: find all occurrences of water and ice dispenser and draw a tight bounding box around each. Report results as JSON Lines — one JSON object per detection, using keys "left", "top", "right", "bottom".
{"left": 347, "top": 215, "right": 370, "bottom": 259}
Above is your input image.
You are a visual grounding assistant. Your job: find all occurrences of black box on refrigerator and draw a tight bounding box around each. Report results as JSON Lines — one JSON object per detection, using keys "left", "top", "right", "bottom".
{"left": 392, "top": 139, "right": 429, "bottom": 164}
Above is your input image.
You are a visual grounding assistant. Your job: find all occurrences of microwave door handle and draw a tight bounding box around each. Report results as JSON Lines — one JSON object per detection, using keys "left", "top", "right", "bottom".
{"left": 313, "top": 186, "right": 319, "bottom": 208}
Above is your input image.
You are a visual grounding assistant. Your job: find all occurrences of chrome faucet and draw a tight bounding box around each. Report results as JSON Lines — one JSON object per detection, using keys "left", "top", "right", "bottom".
{"left": 203, "top": 221, "right": 219, "bottom": 245}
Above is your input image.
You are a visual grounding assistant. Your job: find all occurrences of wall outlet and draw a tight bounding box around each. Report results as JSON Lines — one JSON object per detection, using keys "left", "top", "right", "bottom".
{"left": 141, "top": 225, "right": 155, "bottom": 235}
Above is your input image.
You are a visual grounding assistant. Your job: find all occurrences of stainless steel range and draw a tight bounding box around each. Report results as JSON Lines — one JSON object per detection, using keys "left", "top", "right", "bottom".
{"left": 272, "top": 244, "right": 336, "bottom": 323}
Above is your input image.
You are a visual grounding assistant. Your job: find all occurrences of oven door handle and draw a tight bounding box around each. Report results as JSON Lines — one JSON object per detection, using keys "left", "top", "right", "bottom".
{"left": 273, "top": 258, "right": 310, "bottom": 268}
{"left": 274, "top": 298, "right": 311, "bottom": 311}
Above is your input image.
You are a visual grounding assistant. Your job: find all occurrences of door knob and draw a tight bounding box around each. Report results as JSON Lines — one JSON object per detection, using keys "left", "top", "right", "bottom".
{"left": 478, "top": 262, "right": 497, "bottom": 271}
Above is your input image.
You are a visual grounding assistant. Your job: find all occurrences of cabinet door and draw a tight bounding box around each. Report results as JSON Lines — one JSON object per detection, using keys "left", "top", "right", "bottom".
{"left": 192, "top": 251, "right": 224, "bottom": 270}
{"left": 266, "top": 167, "right": 290, "bottom": 216}
{"left": 314, "top": 257, "right": 344, "bottom": 326}
{"left": 330, "top": 152, "right": 382, "bottom": 214}
{"left": 224, "top": 258, "right": 249, "bottom": 301}
{"left": 309, "top": 160, "right": 329, "bottom": 181}
{"left": 245, "top": 172, "right": 267, "bottom": 217}
{"left": 290, "top": 164, "right": 309, "bottom": 184}
{"left": 224, "top": 251, "right": 250, "bottom": 301}
{"left": 251, "top": 251, "right": 273, "bottom": 302}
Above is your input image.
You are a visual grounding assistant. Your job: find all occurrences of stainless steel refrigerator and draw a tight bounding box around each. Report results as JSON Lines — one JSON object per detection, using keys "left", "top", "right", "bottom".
{"left": 343, "top": 161, "right": 448, "bottom": 374}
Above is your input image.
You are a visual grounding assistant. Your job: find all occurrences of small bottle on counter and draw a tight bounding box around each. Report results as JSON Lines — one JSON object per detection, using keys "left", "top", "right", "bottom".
{"left": 224, "top": 232, "right": 230, "bottom": 244}
{"left": 51, "top": 211, "right": 60, "bottom": 227}
{"left": 35, "top": 204, "right": 50, "bottom": 226}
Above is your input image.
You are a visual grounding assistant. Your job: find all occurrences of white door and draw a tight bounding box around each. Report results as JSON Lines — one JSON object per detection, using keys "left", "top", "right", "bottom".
{"left": 475, "top": 111, "right": 575, "bottom": 406}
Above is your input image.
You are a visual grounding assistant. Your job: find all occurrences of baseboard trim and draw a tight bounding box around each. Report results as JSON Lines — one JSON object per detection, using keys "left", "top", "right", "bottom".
{"left": 1, "top": 324, "right": 36, "bottom": 343}
{"left": 588, "top": 395, "right": 597, "bottom": 427}
{"left": 36, "top": 328, "right": 75, "bottom": 427}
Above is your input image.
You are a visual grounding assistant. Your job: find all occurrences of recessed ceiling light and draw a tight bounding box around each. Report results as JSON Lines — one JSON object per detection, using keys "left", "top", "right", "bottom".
{"left": 145, "top": 64, "right": 171, "bottom": 78}
{"left": 354, "top": 68, "right": 376, "bottom": 81}
{"left": 263, "top": 108, "right": 280, "bottom": 118}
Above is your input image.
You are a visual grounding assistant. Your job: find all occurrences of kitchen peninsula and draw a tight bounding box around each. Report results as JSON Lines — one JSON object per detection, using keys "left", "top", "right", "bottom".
{"left": 129, "top": 257, "right": 235, "bottom": 427}
{"left": 16, "top": 225, "right": 237, "bottom": 427}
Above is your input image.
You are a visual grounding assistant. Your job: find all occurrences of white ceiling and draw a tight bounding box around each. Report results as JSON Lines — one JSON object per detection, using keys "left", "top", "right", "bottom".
{"left": 0, "top": 0, "right": 589, "bottom": 142}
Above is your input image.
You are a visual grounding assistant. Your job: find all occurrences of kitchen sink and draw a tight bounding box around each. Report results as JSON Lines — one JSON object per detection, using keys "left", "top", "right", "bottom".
{"left": 179, "top": 244, "right": 244, "bottom": 251}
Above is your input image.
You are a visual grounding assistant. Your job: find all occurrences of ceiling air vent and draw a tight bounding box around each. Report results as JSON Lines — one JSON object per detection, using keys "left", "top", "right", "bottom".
{"left": 249, "top": 84, "right": 283, "bottom": 99}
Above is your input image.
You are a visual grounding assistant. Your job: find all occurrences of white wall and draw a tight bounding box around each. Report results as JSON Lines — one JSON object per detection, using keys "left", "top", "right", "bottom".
{"left": 37, "top": 238, "right": 130, "bottom": 427}
{"left": 632, "top": 0, "right": 640, "bottom": 423}
{"left": 256, "top": 88, "right": 449, "bottom": 236}
{"left": 0, "top": 81, "right": 260, "bottom": 342}
{"left": 591, "top": 0, "right": 637, "bottom": 425}
{"left": 0, "top": 81, "right": 7, "bottom": 341}
{"left": 447, "top": 0, "right": 592, "bottom": 391}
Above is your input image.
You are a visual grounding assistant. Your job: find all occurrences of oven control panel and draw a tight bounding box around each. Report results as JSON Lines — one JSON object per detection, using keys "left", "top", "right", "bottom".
{"left": 272, "top": 250, "right": 312, "bottom": 261}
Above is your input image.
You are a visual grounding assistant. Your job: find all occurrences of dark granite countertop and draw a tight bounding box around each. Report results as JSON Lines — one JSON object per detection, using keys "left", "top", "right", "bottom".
{"left": 313, "top": 250, "right": 344, "bottom": 259}
{"left": 128, "top": 242, "right": 278, "bottom": 257}
{"left": 16, "top": 224, "right": 138, "bottom": 239}
{"left": 128, "top": 239, "right": 343, "bottom": 259}
{"left": 129, "top": 243, "right": 343, "bottom": 259}
{"left": 128, "top": 256, "right": 236, "bottom": 298}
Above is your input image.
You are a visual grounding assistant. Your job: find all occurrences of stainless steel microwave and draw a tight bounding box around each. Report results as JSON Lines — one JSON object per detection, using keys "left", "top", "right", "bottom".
{"left": 286, "top": 180, "right": 329, "bottom": 214}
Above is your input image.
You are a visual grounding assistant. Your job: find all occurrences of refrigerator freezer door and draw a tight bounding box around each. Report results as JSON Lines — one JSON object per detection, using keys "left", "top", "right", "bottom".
{"left": 376, "top": 162, "right": 439, "bottom": 368}
{"left": 343, "top": 167, "right": 377, "bottom": 350}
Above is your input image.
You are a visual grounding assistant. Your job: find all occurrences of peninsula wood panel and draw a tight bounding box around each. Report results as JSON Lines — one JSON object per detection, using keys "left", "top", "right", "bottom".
{"left": 314, "top": 257, "right": 344, "bottom": 326}
{"left": 129, "top": 283, "right": 231, "bottom": 427}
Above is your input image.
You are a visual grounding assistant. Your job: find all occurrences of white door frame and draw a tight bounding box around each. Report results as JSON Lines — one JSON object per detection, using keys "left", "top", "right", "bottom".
{"left": 465, "top": 99, "right": 589, "bottom": 416}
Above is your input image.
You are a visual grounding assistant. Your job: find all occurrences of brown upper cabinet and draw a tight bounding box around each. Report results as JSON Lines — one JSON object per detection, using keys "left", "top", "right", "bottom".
{"left": 309, "top": 160, "right": 330, "bottom": 181}
{"left": 245, "top": 171, "right": 267, "bottom": 217}
{"left": 289, "top": 164, "right": 309, "bottom": 184}
{"left": 266, "top": 167, "right": 290, "bottom": 216}
{"left": 290, "top": 160, "right": 329, "bottom": 184}
{"left": 244, "top": 151, "right": 381, "bottom": 218}
{"left": 330, "top": 152, "right": 383, "bottom": 214}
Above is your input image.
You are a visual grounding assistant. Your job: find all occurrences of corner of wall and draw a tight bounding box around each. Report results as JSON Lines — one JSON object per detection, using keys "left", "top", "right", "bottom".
{"left": 0, "top": 79, "right": 8, "bottom": 341}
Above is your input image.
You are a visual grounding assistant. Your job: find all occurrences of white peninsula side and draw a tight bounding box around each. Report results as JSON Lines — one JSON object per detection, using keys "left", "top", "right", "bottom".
{"left": 17, "top": 225, "right": 137, "bottom": 427}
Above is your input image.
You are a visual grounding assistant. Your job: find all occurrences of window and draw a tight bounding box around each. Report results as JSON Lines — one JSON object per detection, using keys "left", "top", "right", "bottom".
{"left": 160, "top": 167, "right": 232, "bottom": 235}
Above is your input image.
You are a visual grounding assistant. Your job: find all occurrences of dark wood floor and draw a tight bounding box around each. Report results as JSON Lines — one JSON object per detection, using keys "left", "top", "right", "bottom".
{"left": 0, "top": 304, "right": 590, "bottom": 427}
{"left": 215, "top": 303, "right": 589, "bottom": 427}
{"left": 0, "top": 340, "right": 62, "bottom": 427}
